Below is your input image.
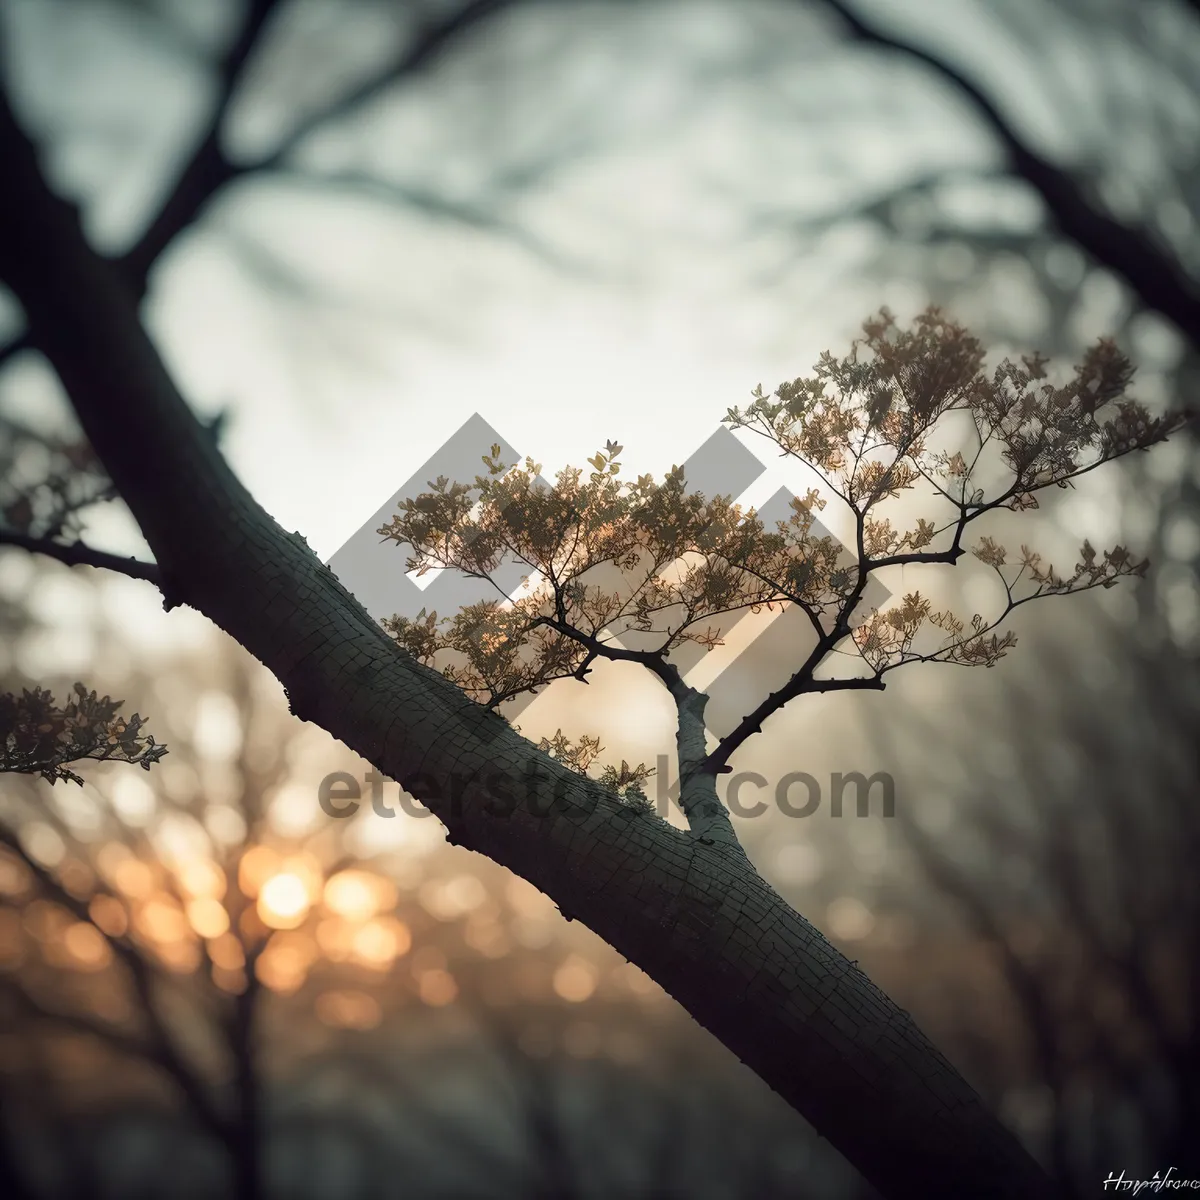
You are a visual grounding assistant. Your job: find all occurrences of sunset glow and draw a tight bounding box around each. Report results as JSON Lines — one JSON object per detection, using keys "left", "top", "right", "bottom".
{"left": 323, "top": 869, "right": 383, "bottom": 922}
{"left": 257, "top": 873, "right": 311, "bottom": 929}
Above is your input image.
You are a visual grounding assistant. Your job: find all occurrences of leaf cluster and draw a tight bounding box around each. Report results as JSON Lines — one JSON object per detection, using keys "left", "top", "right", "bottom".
{"left": 376, "top": 308, "right": 1187, "bottom": 774}
{"left": 723, "top": 307, "right": 1186, "bottom": 673}
{"left": 517, "top": 727, "right": 655, "bottom": 813}
{"left": 726, "top": 308, "right": 1182, "bottom": 524}
{"left": 379, "top": 439, "right": 861, "bottom": 704}
{"left": 0, "top": 684, "right": 168, "bottom": 785}
{"left": 0, "top": 416, "right": 114, "bottom": 541}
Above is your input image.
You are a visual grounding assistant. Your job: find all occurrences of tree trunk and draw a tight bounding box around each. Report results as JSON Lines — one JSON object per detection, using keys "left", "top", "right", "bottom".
{"left": 0, "top": 94, "right": 1055, "bottom": 1200}
{"left": 229, "top": 980, "right": 263, "bottom": 1200}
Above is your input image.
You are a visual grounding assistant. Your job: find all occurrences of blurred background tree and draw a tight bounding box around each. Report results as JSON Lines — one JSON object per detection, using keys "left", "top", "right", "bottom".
{"left": 0, "top": 561, "right": 862, "bottom": 1198}
{"left": 1, "top": 0, "right": 1197, "bottom": 1196}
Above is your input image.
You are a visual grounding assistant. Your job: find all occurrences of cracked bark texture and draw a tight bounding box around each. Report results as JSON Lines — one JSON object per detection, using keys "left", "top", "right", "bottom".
{"left": 0, "top": 93, "right": 1055, "bottom": 1200}
{"left": 669, "top": 683, "right": 740, "bottom": 848}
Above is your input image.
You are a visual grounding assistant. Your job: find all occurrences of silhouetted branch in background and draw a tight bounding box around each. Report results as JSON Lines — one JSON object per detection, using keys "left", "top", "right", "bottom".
{"left": 815, "top": 0, "right": 1200, "bottom": 347}
{"left": 874, "top": 611, "right": 1200, "bottom": 1193}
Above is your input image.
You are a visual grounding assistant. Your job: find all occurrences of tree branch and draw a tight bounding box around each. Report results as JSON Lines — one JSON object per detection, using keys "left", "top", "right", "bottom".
{"left": 530, "top": 614, "right": 687, "bottom": 691}
{"left": 704, "top": 643, "right": 884, "bottom": 776}
{"left": 118, "top": 0, "right": 282, "bottom": 288}
{"left": 2, "top": 976, "right": 156, "bottom": 1064}
{"left": 705, "top": 512, "right": 888, "bottom": 776}
{"left": 818, "top": 0, "right": 1200, "bottom": 347}
{"left": 529, "top": 614, "right": 741, "bottom": 844}
{"left": 263, "top": 165, "right": 573, "bottom": 269}
{"left": 0, "top": 829, "right": 225, "bottom": 1139}
{"left": 0, "top": 0, "right": 528, "bottom": 373}
{"left": 261, "top": 0, "right": 521, "bottom": 167}
{"left": 0, "top": 528, "right": 162, "bottom": 585}
{"left": 0, "top": 85, "right": 1056, "bottom": 1200}
{"left": 125, "top": 0, "right": 526, "bottom": 287}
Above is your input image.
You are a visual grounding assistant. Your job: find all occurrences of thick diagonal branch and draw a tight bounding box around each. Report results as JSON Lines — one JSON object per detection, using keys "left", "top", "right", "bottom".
{"left": 0, "top": 91, "right": 1054, "bottom": 1200}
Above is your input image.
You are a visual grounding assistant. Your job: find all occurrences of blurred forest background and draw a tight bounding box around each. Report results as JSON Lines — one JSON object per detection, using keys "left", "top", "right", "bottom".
{"left": 1, "top": 1, "right": 1198, "bottom": 1197}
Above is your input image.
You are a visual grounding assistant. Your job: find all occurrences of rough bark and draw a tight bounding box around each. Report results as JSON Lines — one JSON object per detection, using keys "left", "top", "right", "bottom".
{"left": 0, "top": 94, "right": 1056, "bottom": 1200}
{"left": 668, "top": 680, "right": 740, "bottom": 848}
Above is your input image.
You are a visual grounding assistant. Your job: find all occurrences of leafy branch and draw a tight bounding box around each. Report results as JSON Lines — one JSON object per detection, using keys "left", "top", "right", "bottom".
{"left": 516, "top": 727, "right": 656, "bottom": 813}
{"left": 0, "top": 684, "right": 168, "bottom": 785}
{"left": 377, "top": 308, "right": 1188, "bottom": 830}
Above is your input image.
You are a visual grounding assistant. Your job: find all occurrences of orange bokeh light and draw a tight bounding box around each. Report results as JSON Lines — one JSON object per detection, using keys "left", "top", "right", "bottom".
{"left": 136, "top": 897, "right": 189, "bottom": 943}
{"left": 87, "top": 894, "right": 128, "bottom": 937}
{"left": 63, "top": 922, "right": 112, "bottom": 971}
{"left": 238, "top": 846, "right": 280, "bottom": 898}
{"left": 351, "top": 917, "right": 411, "bottom": 968}
{"left": 255, "top": 932, "right": 317, "bottom": 993}
{"left": 553, "top": 955, "right": 599, "bottom": 1003}
{"left": 207, "top": 932, "right": 245, "bottom": 970}
{"left": 112, "top": 860, "right": 154, "bottom": 899}
{"left": 178, "top": 859, "right": 226, "bottom": 900}
{"left": 323, "top": 870, "right": 394, "bottom": 922}
{"left": 187, "top": 897, "right": 230, "bottom": 939}
{"left": 417, "top": 969, "right": 458, "bottom": 1007}
{"left": 257, "top": 873, "right": 310, "bottom": 929}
